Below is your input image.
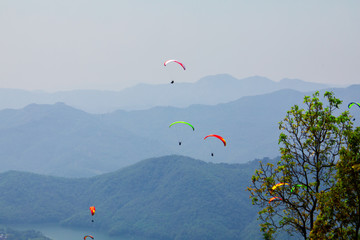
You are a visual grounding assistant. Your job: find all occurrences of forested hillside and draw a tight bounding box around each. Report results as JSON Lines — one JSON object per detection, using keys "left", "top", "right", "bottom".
{"left": 0, "top": 155, "right": 281, "bottom": 240}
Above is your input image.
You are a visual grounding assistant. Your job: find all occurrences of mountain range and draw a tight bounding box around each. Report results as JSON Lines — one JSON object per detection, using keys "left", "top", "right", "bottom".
{"left": 0, "top": 155, "right": 280, "bottom": 240}
{"left": 0, "top": 74, "right": 333, "bottom": 113}
{"left": 0, "top": 75, "right": 358, "bottom": 239}
{"left": 0, "top": 84, "right": 359, "bottom": 177}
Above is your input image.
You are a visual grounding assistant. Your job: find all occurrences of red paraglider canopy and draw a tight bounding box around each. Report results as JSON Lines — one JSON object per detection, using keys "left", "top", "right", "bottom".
{"left": 204, "top": 134, "right": 226, "bottom": 146}
{"left": 164, "top": 59, "right": 186, "bottom": 70}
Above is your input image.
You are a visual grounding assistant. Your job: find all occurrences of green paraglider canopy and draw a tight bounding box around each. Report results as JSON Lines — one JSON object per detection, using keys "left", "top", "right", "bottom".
{"left": 169, "top": 121, "right": 195, "bottom": 131}
{"left": 348, "top": 102, "right": 360, "bottom": 109}
{"left": 290, "top": 184, "right": 307, "bottom": 192}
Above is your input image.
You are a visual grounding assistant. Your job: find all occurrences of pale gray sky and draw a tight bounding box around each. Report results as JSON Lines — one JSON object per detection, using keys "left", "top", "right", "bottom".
{"left": 0, "top": 0, "right": 359, "bottom": 91}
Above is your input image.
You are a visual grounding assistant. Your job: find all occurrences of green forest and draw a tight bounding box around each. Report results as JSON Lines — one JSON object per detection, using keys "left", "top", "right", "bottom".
{"left": 0, "top": 155, "right": 270, "bottom": 240}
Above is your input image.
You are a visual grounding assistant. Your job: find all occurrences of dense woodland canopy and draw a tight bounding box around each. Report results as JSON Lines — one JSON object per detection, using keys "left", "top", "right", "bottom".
{"left": 0, "top": 155, "right": 276, "bottom": 240}
{"left": 248, "top": 91, "right": 360, "bottom": 239}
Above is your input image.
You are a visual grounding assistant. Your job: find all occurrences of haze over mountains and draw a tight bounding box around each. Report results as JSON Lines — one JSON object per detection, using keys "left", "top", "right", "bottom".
{"left": 0, "top": 75, "right": 358, "bottom": 177}
{"left": 0, "top": 74, "right": 334, "bottom": 113}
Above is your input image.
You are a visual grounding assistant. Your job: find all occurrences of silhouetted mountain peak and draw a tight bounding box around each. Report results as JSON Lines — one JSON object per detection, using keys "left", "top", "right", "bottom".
{"left": 23, "top": 102, "right": 83, "bottom": 112}
{"left": 346, "top": 84, "right": 360, "bottom": 90}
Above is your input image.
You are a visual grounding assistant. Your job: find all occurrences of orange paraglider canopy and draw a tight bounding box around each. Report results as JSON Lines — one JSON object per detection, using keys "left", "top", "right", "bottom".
{"left": 89, "top": 206, "right": 95, "bottom": 216}
{"left": 269, "top": 197, "right": 283, "bottom": 203}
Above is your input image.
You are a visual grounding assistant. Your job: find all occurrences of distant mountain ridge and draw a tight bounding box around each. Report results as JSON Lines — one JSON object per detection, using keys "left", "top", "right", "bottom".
{"left": 0, "top": 85, "right": 358, "bottom": 177}
{"left": 0, "top": 74, "right": 332, "bottom": 113}
{"left": 0, "top": 102, "right": 170, "bottom": 177}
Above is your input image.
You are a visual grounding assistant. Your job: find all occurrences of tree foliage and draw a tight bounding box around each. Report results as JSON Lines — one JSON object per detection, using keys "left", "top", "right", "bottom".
{"left": 248, "top": 91, "right": 352, "bottom": 239}
{"left": 310, "top": 127, "right": 360, "bottom": 239}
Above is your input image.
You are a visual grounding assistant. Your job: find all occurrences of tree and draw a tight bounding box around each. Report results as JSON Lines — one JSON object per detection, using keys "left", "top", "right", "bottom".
{"left": 310, "top": 127, "right": 360, "bottom": 239}
{"left": 247, "top": 91, "right": 352, "bottom": 239}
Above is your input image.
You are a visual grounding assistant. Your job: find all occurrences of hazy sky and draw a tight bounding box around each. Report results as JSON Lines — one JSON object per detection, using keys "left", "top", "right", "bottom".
{"left": 0, "top": 0, "right": 359, "bottom": 91}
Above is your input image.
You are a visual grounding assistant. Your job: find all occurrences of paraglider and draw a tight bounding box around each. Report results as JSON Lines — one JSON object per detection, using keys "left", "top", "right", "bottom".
{"left": 204, "top": 134, "right": 226, "bottom": 156}
{"left": 290, "top": 184, "right": 307, "bottom": 192}
{"left": 269, "top": 197, "right": 283, "bottom": 204}
{"left": 89, "top": 206, "right": 95, "bottom": 215}
{"left": 169, "top": 121, "right": 195, "bottom": 146}
{"left": 89, "top": 206, "right": 95, "bottom": 222}
{"left": 84, "top": 235, "right": 94, "bottom": 240}
{"left": 271, "top": 183, "right": 289, "bottom": 191}
{"left": 164, "top": 60, "right": 186, "bottom": 70}
{"left": 164, "top": 59, "right": 186, "bottom": 84}
{"left": 204, "top": 134, "right": 226, "bottom": 146}
{"left": 348, "top": 102, "right": 360, "bottom": 109}
{"left": 169, "top": 121, "right": 195, "bottom": 131}
{"left": 348, "top": 102, "right": 360, "bottom": 121}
